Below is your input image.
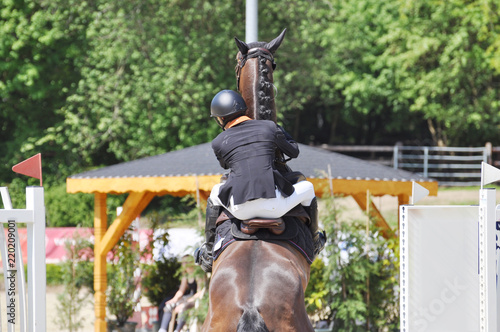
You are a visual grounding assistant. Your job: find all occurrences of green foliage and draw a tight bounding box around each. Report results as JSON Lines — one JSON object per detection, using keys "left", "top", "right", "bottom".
{"left": 107, "top": 229, "right": 142, "bottom": 326}
{"left": 377, "top": 0, "right": 500, "bottom": 146}
{"left": 313, "top": 197, "right": 399, "bottom": 331}
{"left": 305, "top": 259, "right": 330, "bottom": 318}
{"left": 0, "top": 0, "right": 91, "bottom": 182}
{"left": 52, "top": 0, "right": 241, "bottom": 168}
{"left": 44, "top": 182, "right": 94, "bottom": 227}
{"left": 54, "top": 232, "right": 94, "bottom": 332}
{"left": 2, "top": 0, "right": 500, "bottom": 226}
{"left": 141, "top": 257, "right": 181, "bottom": 307}
{"left": 46, "top": 263, "right": 65, "bottom": 286}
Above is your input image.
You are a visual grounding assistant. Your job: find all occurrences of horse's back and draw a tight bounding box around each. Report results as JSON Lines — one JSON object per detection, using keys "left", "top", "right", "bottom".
{"left": 202, "top": 240, "right": 314, "bottom": 332}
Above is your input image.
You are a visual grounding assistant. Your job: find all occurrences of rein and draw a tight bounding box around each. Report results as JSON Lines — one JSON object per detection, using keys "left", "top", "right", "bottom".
{"left": 235, "top": 47, "right": 277, "bottom": 92}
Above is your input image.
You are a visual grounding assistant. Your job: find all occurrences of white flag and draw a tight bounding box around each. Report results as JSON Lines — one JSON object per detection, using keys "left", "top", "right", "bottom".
{"left": 411, "top": 181, "right": 430, "bottom": 204}
{"left": 481, "top": 162, "right": 500, "bottom": 187}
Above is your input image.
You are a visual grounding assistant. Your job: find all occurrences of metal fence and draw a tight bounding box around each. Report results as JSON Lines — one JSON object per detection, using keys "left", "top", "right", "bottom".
{"left": 321, "top": 143, "right": 496, "bottom": 187}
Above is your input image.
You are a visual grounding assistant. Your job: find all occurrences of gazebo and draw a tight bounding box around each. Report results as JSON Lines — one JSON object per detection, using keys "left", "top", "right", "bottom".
{"left": 66, "top": 143, "right": 437, "bottom": 331}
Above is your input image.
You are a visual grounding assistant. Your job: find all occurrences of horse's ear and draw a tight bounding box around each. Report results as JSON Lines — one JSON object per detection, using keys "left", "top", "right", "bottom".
{"left": 234, "top": 37, "right": 249, "bottom": 55}
{"left": 265, "top": 28, "right": 287, "bottom": 54}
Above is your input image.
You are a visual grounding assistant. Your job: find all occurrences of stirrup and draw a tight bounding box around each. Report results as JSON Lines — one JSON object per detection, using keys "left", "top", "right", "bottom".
{"left": 195, "top": 243, "right": 213, "bottom": 273}
{"left": 313, "top": 230, "right": 327, "bottom": 257}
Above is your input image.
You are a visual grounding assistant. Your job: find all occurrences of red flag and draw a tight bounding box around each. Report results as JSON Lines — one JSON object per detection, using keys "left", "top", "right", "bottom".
{"left": 12, "top": 153, "right": 43, "bottom": 186}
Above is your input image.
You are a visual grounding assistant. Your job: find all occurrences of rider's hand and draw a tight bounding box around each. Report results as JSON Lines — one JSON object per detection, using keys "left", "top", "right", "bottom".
{"left": 276, "top": 124, "right": 294, "bottom": 141}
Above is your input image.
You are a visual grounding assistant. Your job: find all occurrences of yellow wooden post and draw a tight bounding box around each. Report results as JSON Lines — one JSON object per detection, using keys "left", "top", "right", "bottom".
{"left": 94, "top": 193, "right": 108, "bottom": 332}
{"left": 398, "top": 193, "right": 410, "bottom": 206}
{"left": 93, "top": 191, "right": 155, "bottom": 331}
{"left": 351, "top": 193, "right": 392, "bottom": 239}
{"left": 98, "top": 192, "right": 155, "bottom": 256}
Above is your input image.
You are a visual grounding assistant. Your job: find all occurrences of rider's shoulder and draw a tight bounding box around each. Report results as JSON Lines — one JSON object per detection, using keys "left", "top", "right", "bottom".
{"left": 251, "top": 119, "right": 276, "bottom": 129}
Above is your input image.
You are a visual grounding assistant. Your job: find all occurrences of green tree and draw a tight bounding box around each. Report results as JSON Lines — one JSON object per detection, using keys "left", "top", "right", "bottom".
{"left": 380, "top": 0, "right": 500, "bottom": 146}
{"left": 2, "top": 0, "right": 500, "bottom": 219}
{"left": 482, "top": 0, "right": 500, "bottom": 73}
{"left": 260, "top": 0, "right": 500, "bottom": 146}
{"left": 317, "top": 197, "right": 399, "bottom": 331}
{"left": 53, "top": 0, "right": 245, "bottom": 168}
{"left": 0, "top": 0, "right": 92, "bottom": 182}
{"left": 44, "top": 182, "right": 94, "bottom": 227}
{"left": 260, "top": 0, "right": 418, "bottom": 145}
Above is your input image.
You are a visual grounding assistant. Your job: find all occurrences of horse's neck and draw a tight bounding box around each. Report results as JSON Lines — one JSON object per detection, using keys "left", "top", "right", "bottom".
{"left": 241, "top": 59, "right": 277, "bottom": 123}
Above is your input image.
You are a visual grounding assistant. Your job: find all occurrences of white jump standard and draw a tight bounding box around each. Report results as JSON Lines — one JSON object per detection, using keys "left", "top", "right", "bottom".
{"left": 400, "top": 163, "right": 500, "bottom": 332}
{"left": 0, "top": 187, "right": 46, "bottom": 332}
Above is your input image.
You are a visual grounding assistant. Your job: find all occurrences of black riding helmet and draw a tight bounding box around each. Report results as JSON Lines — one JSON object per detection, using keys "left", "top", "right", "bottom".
{"left": 210, "top": 90, "right": 247, "bottom": 129}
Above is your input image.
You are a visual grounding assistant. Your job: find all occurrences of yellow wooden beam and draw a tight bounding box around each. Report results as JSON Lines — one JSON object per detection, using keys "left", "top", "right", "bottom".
{"left": 67, "top": 176, "right": 438, "bottom": 200}
{"left": 93, "top": 193, "right": 108, "bottom": 332}
{"left": 98, "top": 191, "right": 156, "bottom": 257}
{"left": 67, "top": 175, "right": 222, "bottom": 195}
{"left": 351, "top": 192, "right": 392, "bottom": 239}
{"left": 310, "top": 178, "right": 438, "bottom": 198}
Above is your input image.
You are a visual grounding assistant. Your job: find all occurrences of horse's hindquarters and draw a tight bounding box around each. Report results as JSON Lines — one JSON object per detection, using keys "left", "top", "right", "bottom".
{"left": 202, "top": 240, "right": 314, "bottom": 332}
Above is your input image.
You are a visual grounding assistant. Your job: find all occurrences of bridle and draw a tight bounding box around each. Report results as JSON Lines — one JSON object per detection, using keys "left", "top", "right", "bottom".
{"left": 235, "top": 47, "right": 277, "bottom": 92}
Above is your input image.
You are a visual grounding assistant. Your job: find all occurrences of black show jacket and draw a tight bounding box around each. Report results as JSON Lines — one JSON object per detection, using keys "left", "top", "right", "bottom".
{"left": 211, "top": 119, "right": 299, "bottom": 206}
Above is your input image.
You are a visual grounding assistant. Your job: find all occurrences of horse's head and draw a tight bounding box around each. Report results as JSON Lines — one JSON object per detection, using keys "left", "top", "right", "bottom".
{"left": 234, "top": 29, "right": 287, "bottom": 122}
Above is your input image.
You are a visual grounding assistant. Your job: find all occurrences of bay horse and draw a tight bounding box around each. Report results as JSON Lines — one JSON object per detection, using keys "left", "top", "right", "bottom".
{"left": 201, "top": 30, "right": 315, "bottom": 332}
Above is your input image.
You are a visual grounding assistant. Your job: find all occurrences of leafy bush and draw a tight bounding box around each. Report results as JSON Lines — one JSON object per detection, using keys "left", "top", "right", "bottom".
{"left": 141, "top": 257, "right": 181, "bottom": 307}
{"left": 317, "top": 197, "right": 399, "bottom": 331}
{"left": 44, "top": 182, "right": 94, "bottom": 227}
{"left": 46, "top": 263, "right": 65, "bottom": 285}
{"left": 107, "top": 230, "right": 141, "bottom": 327}
{"left": 305, "top": 259, "right": 329, "bottom": 318}
{"left": 55, "top": 232, "right": 94, "bottom": 331}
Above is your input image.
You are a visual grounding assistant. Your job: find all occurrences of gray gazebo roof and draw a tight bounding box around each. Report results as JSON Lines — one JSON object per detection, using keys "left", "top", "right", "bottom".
{"left": 69, "top": 143, "right": 432, "bottom": 182}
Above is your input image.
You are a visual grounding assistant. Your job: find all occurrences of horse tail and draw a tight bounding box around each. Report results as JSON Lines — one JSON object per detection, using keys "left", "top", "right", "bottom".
{"left": 236, "top": 307, "right": 269, "bottom": 332}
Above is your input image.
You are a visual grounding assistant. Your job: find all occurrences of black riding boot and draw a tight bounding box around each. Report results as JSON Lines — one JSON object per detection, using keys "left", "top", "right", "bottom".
{"left": 305, "top": 197, "right": 326, "bottom": 257}
{"left": 195, "top": 198, "right": 220, "bottom": 273}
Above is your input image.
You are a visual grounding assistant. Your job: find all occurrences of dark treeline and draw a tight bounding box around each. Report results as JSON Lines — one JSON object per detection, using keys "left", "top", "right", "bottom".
{"left": 2, "top": 0, "right": 500, "bottom": 187}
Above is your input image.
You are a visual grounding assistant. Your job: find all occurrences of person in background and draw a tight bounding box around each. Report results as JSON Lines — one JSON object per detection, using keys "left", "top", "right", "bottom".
{"left": 158, "top": 255, "right": 204, "bottom": 332}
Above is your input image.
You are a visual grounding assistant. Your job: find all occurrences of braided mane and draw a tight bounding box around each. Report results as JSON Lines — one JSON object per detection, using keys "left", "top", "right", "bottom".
{"left": 246, "top": 42, "right": 275, "bottom": 120}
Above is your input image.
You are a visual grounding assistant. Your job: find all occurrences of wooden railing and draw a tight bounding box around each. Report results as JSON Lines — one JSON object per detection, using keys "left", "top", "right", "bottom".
{"left": 320, "top": 143, "right": 497, "bottom": 187}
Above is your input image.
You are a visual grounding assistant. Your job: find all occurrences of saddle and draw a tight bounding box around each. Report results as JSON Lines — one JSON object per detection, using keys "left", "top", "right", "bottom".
{"left": 216, "top": 204, "right": 309, "bottom": 236}
{"left": 213, "top": 170, "right": 310, "bottom": 236}
{"left": 213, "top": 214, "right": 315, "bottom": 264}
{"left": 217, "top": 211, "right": 285, "bottom": 235}
{"left": 241, "top": 218, "right": 285, "bottom": 235}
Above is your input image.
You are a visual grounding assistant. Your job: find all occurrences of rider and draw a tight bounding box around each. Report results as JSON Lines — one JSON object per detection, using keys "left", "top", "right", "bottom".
{"left": 195, "top": 90, "right": 326, "bottom": 272}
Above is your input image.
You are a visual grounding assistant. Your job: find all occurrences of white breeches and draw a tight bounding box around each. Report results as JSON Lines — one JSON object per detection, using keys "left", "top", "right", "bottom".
{"left": 209, "top": 180, "right": 316, "bottom": 220}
